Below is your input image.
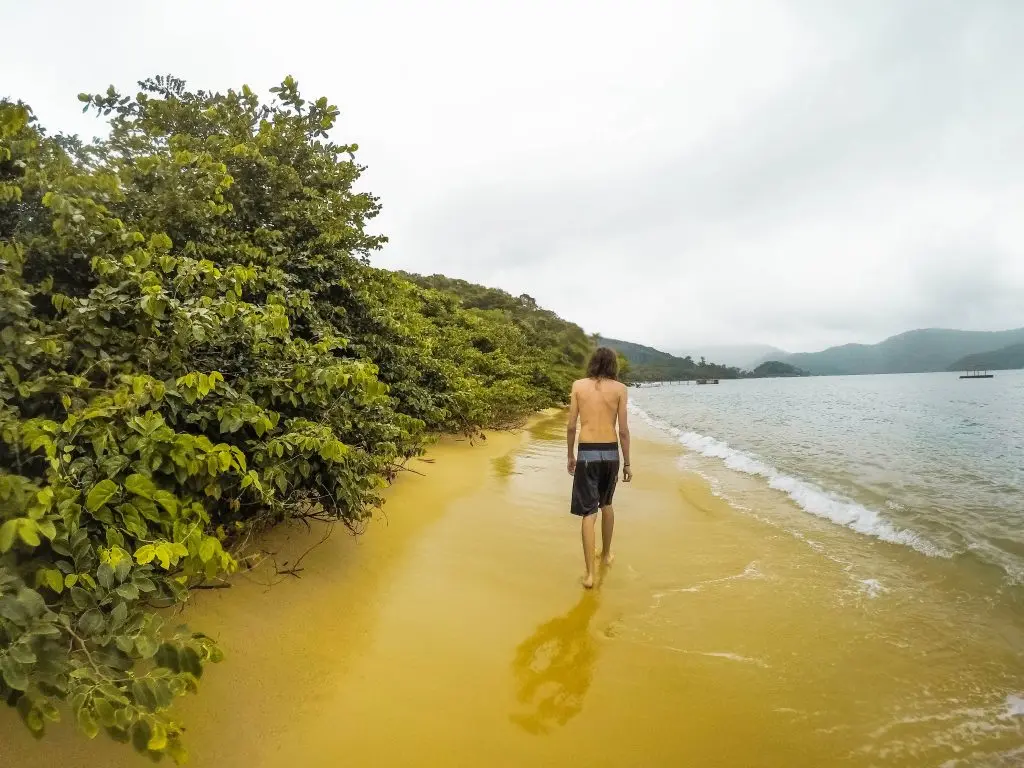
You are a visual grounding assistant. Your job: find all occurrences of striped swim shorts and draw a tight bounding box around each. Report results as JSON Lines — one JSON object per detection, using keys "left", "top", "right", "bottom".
{"left": 570, "top": 442, "right": 620, "bottom": 516}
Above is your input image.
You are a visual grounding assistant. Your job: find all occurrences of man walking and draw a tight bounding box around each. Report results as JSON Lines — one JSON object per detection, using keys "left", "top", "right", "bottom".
{"left": 566, "top": 347, "right": 632, "bottom": 588}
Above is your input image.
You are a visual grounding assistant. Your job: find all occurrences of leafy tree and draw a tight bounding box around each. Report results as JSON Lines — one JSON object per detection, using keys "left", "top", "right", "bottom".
{"left": 616, "top": 352, "right": 633, "bottom": 384}
{"left": 747, "top": 361, "right": 808, "bottom": 378}
{"left": 399, "top": 273, "right": 593, "bottom": 405}
{"left": 0, "top": 77, "right": 588, "bottom": 762}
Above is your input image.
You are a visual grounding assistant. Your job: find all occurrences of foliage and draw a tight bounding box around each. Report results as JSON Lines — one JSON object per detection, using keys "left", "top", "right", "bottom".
{"left": 596, "top": 337, "right": 741, "bottom": 382}
{"left": 399, "top": 273, "right": 594, "bottom": 405}
{"left": 615, "top": 352, "right": 633, "bottom": 384}
{"left": 747, "top": 361, "right": 809, "bottom": 378}
{"left": 0, "top": 78, "right": 585, "bottom": 761}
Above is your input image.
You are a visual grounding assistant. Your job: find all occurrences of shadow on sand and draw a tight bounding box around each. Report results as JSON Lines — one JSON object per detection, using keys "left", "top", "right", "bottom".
{"left": 509, "top": 588, "right": 601, "bottom": 734}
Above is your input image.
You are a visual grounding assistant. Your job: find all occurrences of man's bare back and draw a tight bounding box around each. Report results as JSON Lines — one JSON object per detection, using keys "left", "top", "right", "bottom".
{"left": 571, "top": 377, "right": 628, "bottom": 444}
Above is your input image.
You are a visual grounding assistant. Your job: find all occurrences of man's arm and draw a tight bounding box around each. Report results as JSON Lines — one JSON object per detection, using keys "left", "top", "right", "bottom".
{"left": 618, "top": 384, "right": 632, "bottom": 481}
{"left": 566, "top": 382, "right": 579, "bottom": 474}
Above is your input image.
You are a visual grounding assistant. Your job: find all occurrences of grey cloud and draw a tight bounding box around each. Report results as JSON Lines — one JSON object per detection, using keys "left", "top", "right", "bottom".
{"left": 7, "top": 0, "right": 1024, "bottom": 352}
{"left": 412, "top": 0, "right": 1024, "bottom": 271}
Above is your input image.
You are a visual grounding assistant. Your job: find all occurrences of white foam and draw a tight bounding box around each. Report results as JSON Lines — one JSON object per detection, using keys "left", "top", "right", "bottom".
{"left": 656, "top": 645, "right": 769, "bottom": 668}
{"left": 860, "top": 579, "right": 887, "bottom": 598}
{"left": 1005, "top": 694, "right": 1024, "bottom": 717}
{"left": 630, "top": 404, "right": 948, "bottom": 559}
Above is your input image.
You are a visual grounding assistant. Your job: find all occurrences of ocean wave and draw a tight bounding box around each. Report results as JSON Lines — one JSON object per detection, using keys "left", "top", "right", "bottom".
{"left": 630, "top": 405, "right": 949, "bottom": 559}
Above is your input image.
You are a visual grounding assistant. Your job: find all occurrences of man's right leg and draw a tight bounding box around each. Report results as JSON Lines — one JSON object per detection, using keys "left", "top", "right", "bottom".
{"left": 600, "top": 505, "right": 615, "bottom": 565}
{"left": 581, "top": 512, "right": 597, "bottom": 588}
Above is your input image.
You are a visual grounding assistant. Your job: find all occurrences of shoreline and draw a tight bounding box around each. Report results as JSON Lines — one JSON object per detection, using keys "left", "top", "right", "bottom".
{"left": 4, "top": 411, "right": 1023, "bottom": 767}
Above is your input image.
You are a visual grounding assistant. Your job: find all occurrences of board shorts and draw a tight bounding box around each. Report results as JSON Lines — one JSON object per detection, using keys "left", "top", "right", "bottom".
{"left": 571, "top": 442, "right": 620, "bottom": 516}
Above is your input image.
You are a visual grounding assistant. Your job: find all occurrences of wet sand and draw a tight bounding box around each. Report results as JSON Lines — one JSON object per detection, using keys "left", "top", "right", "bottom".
{"left": 4, "top": 412, "right": 1023, "bottom": 766}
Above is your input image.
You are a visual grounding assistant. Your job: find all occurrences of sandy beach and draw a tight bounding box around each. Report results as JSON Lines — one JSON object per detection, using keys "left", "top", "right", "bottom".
{"left": 4, "top": 410, "right": 1022, "bottom": 767}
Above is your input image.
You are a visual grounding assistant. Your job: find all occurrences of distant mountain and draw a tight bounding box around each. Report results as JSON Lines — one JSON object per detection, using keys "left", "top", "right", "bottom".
{"left": 782, "top": 327, "right": 1024, "bottom": 376}
{"left": 947, "top": 342, "right": 1024, "bottom": 372}
{"left": 671, "top": 344, "right": 789, "bottom": 370}
{"left": 596, "top": 337, "right": 740, "bottom": 382}
{"left": 748, "top": 361, "right": 808, "bottom": 378}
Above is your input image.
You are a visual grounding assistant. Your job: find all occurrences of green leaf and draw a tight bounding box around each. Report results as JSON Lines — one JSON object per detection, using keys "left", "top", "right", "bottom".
{"left": 18, "top": 587, "right": 47, "bottom": 618}
{"left": 114, "top": 556, "right": 132, "bottom": 583}
{"left": 24, "top": 707, "right": 45, "bottom": 735}
{"left": 135, "top": 633, "right": 159, "bottom": 659}
{"left": 18, "top": 520, "right": 40, "bottom": 547}
{"left": 40, "top": 700, "right": 61, "bottom": 723}
{"left": 115, "top": 583, "right": 139, "bottom": 601}
{"left": 78, "top": 608, "right": 104, "bottom": 636}
{"left": 131, "top": 498, "right": 162, "bottom": 523}
{"left": 148, "top": 723, "right": 168, "bottom": 751}
{"left": 111, "top": 601, "right": 128, "bottom": 627}
{"left": 1, "top": 656, "right": 28, "bottom": 691}
{"left": 155, "top": 644, "right": 181, "bottom": 672}
{"left": 131, "top": 719, "right": 152, "bottom": 752}
{"left": 0, "top": 520, "right": 17, "bottom": 552}
{"left": 86, "top": 479, "right": 119, "bottom": 512}
{"left": 167, "top": 739, "right": 189, "bottom": 764}
{"left": 131, "top": 678, "right": 158, "bottom": 710}
{"left": 198, "top": 537, "right": 217, "bottom": 563}
{"left": 180, "top": 647, "right": 203, "bottom": 678}
{"left": 94, "top": 698, "right": 117, "bottom": 728}
{"left": 152, "top": 678, "right": 174, "bottom": 708}
{"left": 124, "top": 473, "right": 155, "bottom": 499}
{"left": 36, "top": 519, "right": 56, "bottom": 539}
{"left": 134, "top": 544, "right": 156, "bottom": 565}
{"left": 2, "top": 595, "right": 33, "bottom": 623}
{"left": 155, "top": 544, "right": 172, "bottom": 570}
{"left": 153, "top": 491, "right": 177, "bottom": 516}
{"left": 69, "top": 586, "right": 95, "bottom": 610}
{"left": 8, "top": 643, "right": 37, "bottom": 664}
{"left": 43, "top": 568, "right": 64, "bottom": 593}
{"left": 97, "top": 562, "right": 115, "bottom": 589}
{"left": 77, "top": 706, "right": 100, "bottom": 739}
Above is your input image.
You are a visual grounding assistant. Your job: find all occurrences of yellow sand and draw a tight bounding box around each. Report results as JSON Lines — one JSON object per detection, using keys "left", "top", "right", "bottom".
{"left": 3, "top": 412, "right": 1022, "bottom": 766}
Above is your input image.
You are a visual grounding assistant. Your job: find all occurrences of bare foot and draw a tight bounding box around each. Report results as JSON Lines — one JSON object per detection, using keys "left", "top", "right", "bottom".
{"left": 601, "top": 552, "right": 615, "bottom": 567}
{"left": 582, "top": 573, "right": 595, "bottom": 589}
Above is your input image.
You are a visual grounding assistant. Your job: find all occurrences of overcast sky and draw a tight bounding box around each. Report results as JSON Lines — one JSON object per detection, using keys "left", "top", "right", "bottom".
{"left": 6, "top": 0, "right": 1023, "bottom": 352}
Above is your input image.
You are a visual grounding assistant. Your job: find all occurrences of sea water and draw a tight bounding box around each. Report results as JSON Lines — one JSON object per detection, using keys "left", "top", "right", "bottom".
{"left": 631, "top": 370, "right": 1024, "bottom": 588}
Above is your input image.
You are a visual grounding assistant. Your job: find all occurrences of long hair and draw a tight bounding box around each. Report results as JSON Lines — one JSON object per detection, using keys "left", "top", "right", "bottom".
{"left": 586, "top": 347, "right": 619, "bottom": 380}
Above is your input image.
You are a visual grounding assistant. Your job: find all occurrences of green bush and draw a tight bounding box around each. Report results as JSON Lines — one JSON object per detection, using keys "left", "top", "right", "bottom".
{"left": 0, "top": 77, "right": 589, "bottom": 762}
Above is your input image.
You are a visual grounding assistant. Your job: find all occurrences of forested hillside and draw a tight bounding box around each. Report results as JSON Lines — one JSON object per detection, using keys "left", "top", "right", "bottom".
{"left": 398, "top": 273, "right": 593, "bottom": 401}
{"left": 783, "top": 328, "right": 1024, "bottom": 375}
{"left": 597, "top": 337, "right": 741, "bottom": 382}
{"left": 947, "top": 342, "right": 1024, "bottom": 372}
{"left": 0, "top": 79, "right": 590, "bottom": 761}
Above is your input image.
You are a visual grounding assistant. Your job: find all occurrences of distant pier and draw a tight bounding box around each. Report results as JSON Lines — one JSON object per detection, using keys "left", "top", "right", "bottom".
{"left": 959, "top": 369, "right": 994, "bottom": 379}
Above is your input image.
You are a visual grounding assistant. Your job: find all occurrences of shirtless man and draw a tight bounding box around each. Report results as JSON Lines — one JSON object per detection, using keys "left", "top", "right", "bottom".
{"left": 566, "top": 347, "right": 632, "bottom": 588}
